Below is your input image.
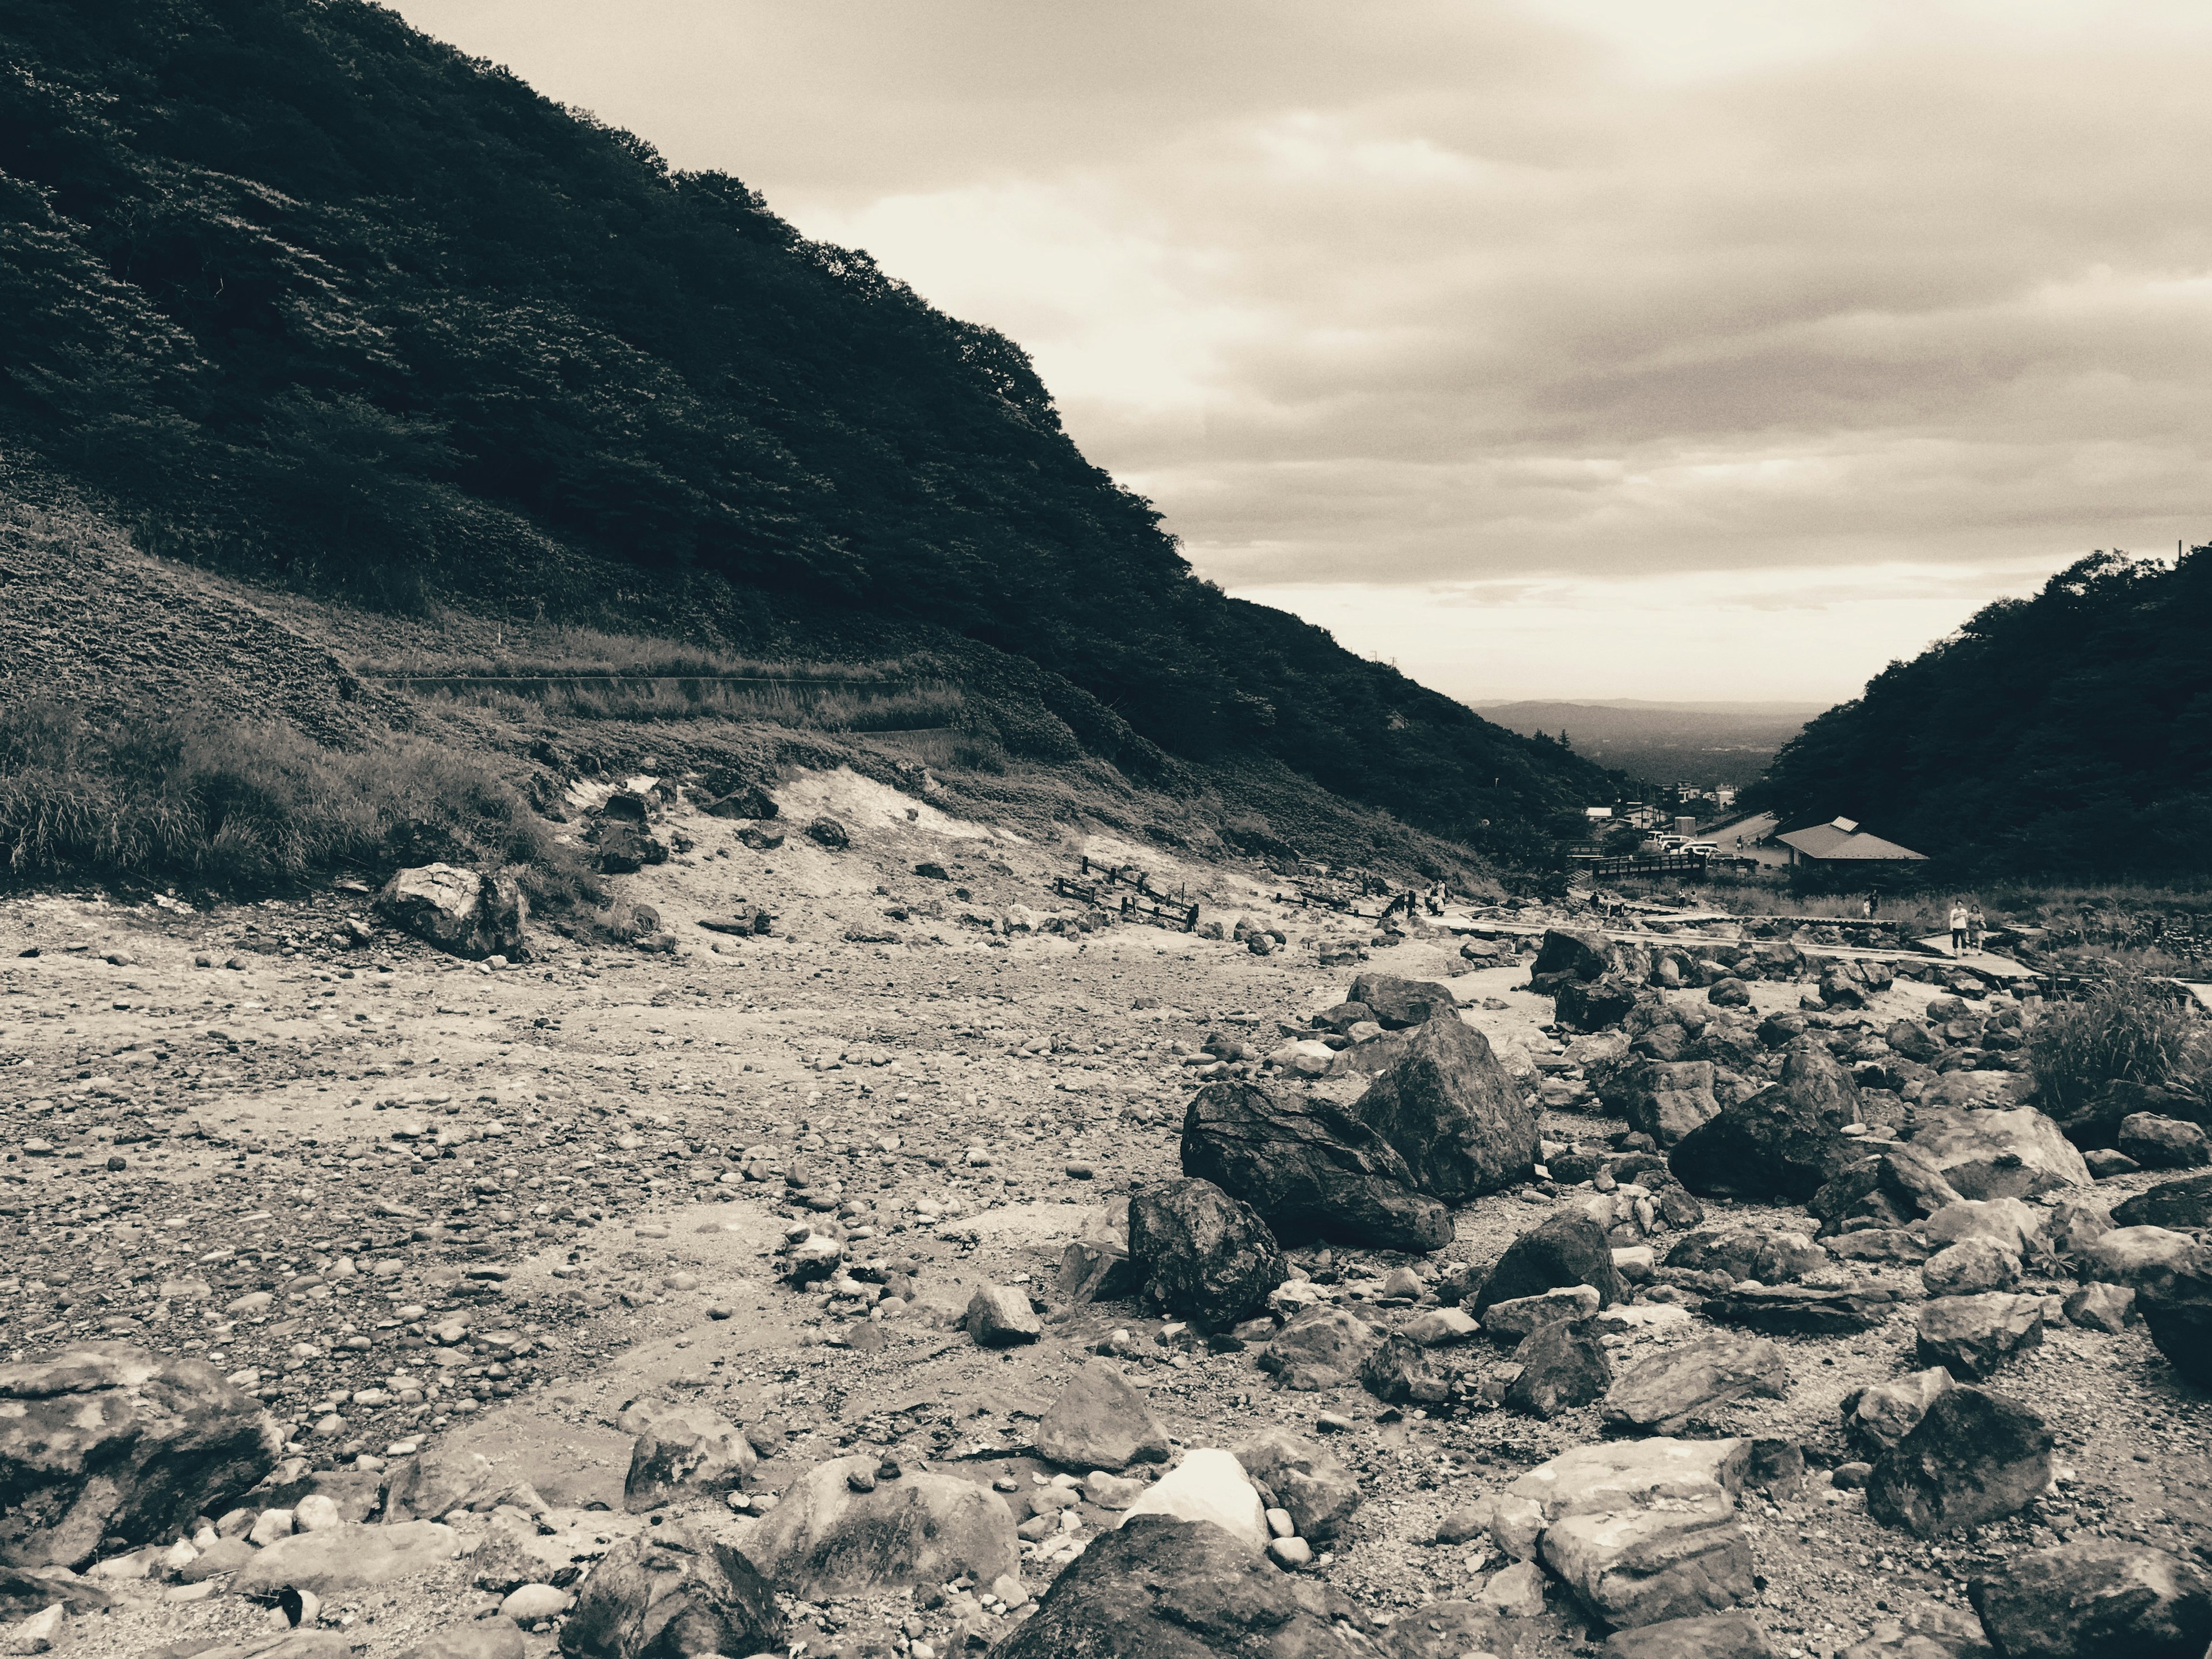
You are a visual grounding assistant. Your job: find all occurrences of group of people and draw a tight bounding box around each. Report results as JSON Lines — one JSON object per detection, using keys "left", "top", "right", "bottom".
{"left": 1949, "top": 897, "right": 1988, "bottom": 955}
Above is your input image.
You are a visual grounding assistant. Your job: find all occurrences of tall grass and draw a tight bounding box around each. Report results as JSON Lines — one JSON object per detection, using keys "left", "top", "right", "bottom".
{"left": 0, "top": 698, "right": 594, "bottom": 903}
{"left": 2027, "top": 969, "right": 2207, "bottom": 1117}
{"left": 415, "top": 676, "right": 963, "bottom": 729}
{"left": 353, "top": 623, "right": 919, "bottom": 684}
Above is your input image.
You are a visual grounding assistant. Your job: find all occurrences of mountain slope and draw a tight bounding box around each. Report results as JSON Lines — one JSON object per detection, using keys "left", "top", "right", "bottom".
{"left": 1752, "top": 550, "right": 2212, "bottom": 878}
{"left": 0, "top": 0, "right": 1615, "bottom": 863}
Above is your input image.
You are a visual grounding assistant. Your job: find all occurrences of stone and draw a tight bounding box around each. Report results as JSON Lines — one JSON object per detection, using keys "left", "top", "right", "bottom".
{"left": 1534, "top": 929, "right": 1616, "bottom": 982}
{"left": 1865, "top": 1384, "right": 2052, "bottom": 1537}
{"left": 1506, "top": 1319, "right": 1612, "bottom": 1418}
{"left": 1347, "top": 1013, "right": 1539, "bottom": 1200}
{"left": 499, "top": 1584, "right": 571, "bottom": 1625}
{"left": 1843, "top": 1369, "right": 1953, "bottom": 1455}
{"left": 1810, "top": 1145, "right": 1963, "bottom": 1237}
{"left": 1084, "top": 1471, "right": 1146, "bottom": 1509}
{"left": 965, "top": 1284, "right": 1042, "bottom": 1347}
{"left": 703, "top": 783, "right": 777, "bottom": 820}
{"left": 2082, "top": 1226, "right": 2198, "bottom": 1295}
{"left": 395, "top": 1627, "right": 527, "bottom": 1659}
{"left": 1915, "top": 1293, "right": 2045, "bottom": 1380}
{"left": 1708, "top": 978, "right": 1752, "bottom": 1008}
{"left": 1664, "top": 1228, "right": 1825, "bottom": 1285}
{"left": 558, "top": 1516, "right": 781, "bottom": 1659}
{"left": 290, "top": 1495, "right": 340, "bottom": 1534}
{"left": 1913, "top": 1108, "right": 2090, "bottom": 1200}
{"left": 1232, "top": 1431, "right": 1361, "bottom": 1542}
{"left": 1886, "top": 1021, "right": 1944, "bottom": 1065}
{"left": 1602, "top": 1334, "right": 1789, "bottom": 1436}
{"left": 5, "top": 1605, "right": 66, "bottom": 1656}
{"left": 745, "top": 1455, "right": 1018, "bottom": 1598}
{"left": 1671, "top": 1043, "right": 1865, "bottom": 1202}
{"left": 2113, "top": 1172, "right": 2212, "bottom": 1230}
{"left": 1701, "top": 1285, "right": 1895, "bottom": 1336}
{"left": 1349, "top": 971, "right": 1459, "bottom": 1029}
{"left": 1127, "top": 1177, "right": 1290, "bottom": 1328}
{"left": 1482, "top": 1284, "right": 1602, "bottom": 1340}
{"left": 1358, "top": 1334, "right": 1442, "bottom": 1406}
{"left": 1921, "top": 1239, "right": 2020, "bottom": 1298}
{"left": 994, "top": 1514, "right": 1374, "bottom": 1659}
{"left": 234, "top": 1522, "right": 458, "bottom": 1594}
{"left": 1256, "top": 1308, "right": 1384, "bottom": 1391}
{"left": 1607, "top": 1612, "right": 1781, "bottom": 1659}
{"left": 1118, "top": 1449, "right": 1268, "bottom": 1554}
{"left": 2118, "top": 1113, "right": 2212, "bottom": 1170}
{"left": 1479, "top": 1558, "right": 1548, "bottom": 1617}
{"left": 1921, "top": 1197, "right": 2047, "bottom": 1260}
{"left": 1053, "top": 1239, "right": 1139, "bottom": 1308}
{"left": 1970, "top": 1541, "right": 2212, "bottom": 1659}
{"left": 0, "top": 1344, "right": 282, "bottom": 1570}
{"left": 1491, "top": 1435, "right": 1747, "bottom": 1562}
{"left": 2065, "top": 1282, "right": 2135, "bottom": 1332}
{"left": 249, "top": 1508, "right": 295, "bottom": 1546}
{"left": 1385, "top": 1600, "right": 1516, "bottom": 1659}
{"left": 1612, "top": 1059, "right": 1724, "bottom": 1149}
{"left": 621, "top": 1407, "right": 757, "bottom": 1512}
{"left": 2138, "top": 1247, "right": 2212, "bottom": 1387}
{"left": 1180, "top": 1083, "right": 1452, "bottom": 1253}
{"left": 1397, "top": 1307, "right": 1475, "bottom": 1349}
{"left": 380, "top": 1448, "right": 499, "bottom": 1522}
{"left": 1543, "top": 1501, "right": 1756, "bottom": 1630}
{"left": 1471, "top": 1210, "right": 1626, "bottom": 1316}
{"left": 1035, "top": 1361, "right": 1169, "bottom": 1472}
{"left": 374, "top": 865, "right": 527, "bottom": 961}
{"left": 802, "top": 816, "right": 848, "bottom": 849}
{"left": 187, "top": 1637, "right": 359, "bottom": 1659}
{"left": 2086, "top": 1148, "right": 2141, "bottom": 1179}
{"left": 1556, "top": 974, "right": 1642, "bottom": 1033}
{"left": 1267, "top": 1536, "right": 1312, "bottom": 1568}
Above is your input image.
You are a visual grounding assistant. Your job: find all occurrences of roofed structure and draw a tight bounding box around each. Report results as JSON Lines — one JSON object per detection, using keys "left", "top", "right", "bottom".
{"left": 1774, "top": 816, "right": 1928, "bottom": 863}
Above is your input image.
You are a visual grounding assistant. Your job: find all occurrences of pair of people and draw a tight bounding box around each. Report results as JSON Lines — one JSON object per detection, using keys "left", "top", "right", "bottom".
{"left": 1948, "top": 898, "right": 1987, "bottom": 955}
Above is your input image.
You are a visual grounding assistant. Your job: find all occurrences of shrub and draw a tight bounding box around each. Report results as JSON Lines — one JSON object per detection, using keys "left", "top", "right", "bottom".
{"left": 2028, "top": 969, "right": 2208, "bottom": 1118}
{"left": 0, "top": 698, "right": 594, "bottom": 903}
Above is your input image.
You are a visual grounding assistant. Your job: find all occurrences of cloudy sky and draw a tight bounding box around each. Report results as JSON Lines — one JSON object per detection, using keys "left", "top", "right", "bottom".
{"left": 396, "top": 0, "right": 2212, "bottom": 704}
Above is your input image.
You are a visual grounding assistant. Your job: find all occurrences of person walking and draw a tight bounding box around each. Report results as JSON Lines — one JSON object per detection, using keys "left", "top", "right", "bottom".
{"left": 1949, "top": 898, "right": 1968, "bottom": 956}
{"left": 1968, "top": 901, "right": 1986, "bottom": 955}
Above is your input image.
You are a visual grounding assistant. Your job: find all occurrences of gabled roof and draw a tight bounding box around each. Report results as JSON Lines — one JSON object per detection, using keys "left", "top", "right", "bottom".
{"left": 1775, "top": 817, "right": 1928, "bottom": 861}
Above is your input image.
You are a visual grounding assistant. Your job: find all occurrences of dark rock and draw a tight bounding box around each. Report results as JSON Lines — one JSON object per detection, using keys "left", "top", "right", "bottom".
{"left": 2086, "top": 1148, "right": 2142, "bottom": 1178}
{"left": 1557, "top": 974, "right": 1640, "bottom": 1033}
{"left": 2119, "top": 1113, "right": 2212, "bottom": 1171}
{"left": 1887, "top": 1021, "right": 1944, "bottom": 1065}
{"left": 803, "top": 816, "right": 849, "bottom": 850}
{"left": 1866, "top": 1385, "right": 2053, "bottom": 1537}
{"left": 2138, "top": 1247, "right": 2212, "bottom": 1386}
{"left": 594, "top": 823, "right": 668, "bottom": 875}
{"left": 1349, "top": 972, "right": 1459, "bottom": 1029}
{"left": 375, "top": 865, "right": 529, "bottom": 961}
{"left": 1534, "top": 929, "right": 1615, "bottom": 982}
{"left": 1758, "top": 1012, "right": 1807, "bottom": 1048}
{"left": 600, "top": 791, "right": 649, "bottom": 823}
{"left": 2050, "top": 1080, "right": 2206, "bottom": 1153}
{"left": 1257, "top": 1308, "right": 1385, "bottom": 1391}
{"left": 1507, "top": 1319, "right": 1612, "bottom": 1418}
{"left": 1664, "top": 1228, "right": 1825, "bottom": 1285}
{"left": 1670, "top": 1042, "right": 1863, "bottom": 1202}
{"left": 1707, "top": 978, "right": 1752, "bottom": 1009}
{"left": 1053, "top": 1239, "right": 1139, "bottom": 1308}
{"left": 0, "top": 1565, "right": 112, "bottom": 1619}
{"left": 1809, "top": 1144, "right": 1963, "bottom": 1236}
{"left": 1605, "top": 1058, "right": 1722, "bottom": 1148}
{"left": 1359, "top": 1334, "right": 1443, "bottom": 1404}
{"left": 558, "top": 1517, "right": 781, "bottom": 1659}
{"left": 1602, "top": 1334, "right": 1788, "bottom": 1435}
{"left": 736, "top": 825, "right": 783, "bottom": 852}
{"left": 994, "top": 1514, "right": 1375, "bottom": 1659}
{"left": 0, "top": 1344, "right": 281, "bottom": 1570}
{"left": 702, "top": 785, "right": 777, "bottom": 820}
{"left": 1914, "top": 1293, "right": 2044, "bottom": 1380}
{"left": 1970, "top": 1541, "right": 2212, "bottom": 1659}
{"left": 1702, "top": 1285, "right": 1895, "bottom": 1336}
{"left": 1232, "top": 1431, "right": 1361, "bottom": 1541}
{"left": 1347, "top": 1013, "right": 1540, "bottom": 1200}
{"left": 1471, "top": 1210, "right": 1626, "bottom": 1316}
{"left": 1181, "top": 1081, "right": 1452, "bottom": 1252}
{"left": 1127, "top": 1177, "right": 1290, "bottom": 1328}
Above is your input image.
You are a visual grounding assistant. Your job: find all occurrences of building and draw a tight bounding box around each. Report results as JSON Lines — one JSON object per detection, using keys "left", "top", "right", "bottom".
{"left": 1774, "top": 816, "right": 1929, "bottom": 867}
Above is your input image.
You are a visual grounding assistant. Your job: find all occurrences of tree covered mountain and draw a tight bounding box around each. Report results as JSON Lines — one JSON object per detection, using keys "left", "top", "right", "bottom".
{"left": 0, "top": 0, "right": 1616, "bottom": 863}
{"left": 1753, "top": 550, "right": 2212, "bottom": 878}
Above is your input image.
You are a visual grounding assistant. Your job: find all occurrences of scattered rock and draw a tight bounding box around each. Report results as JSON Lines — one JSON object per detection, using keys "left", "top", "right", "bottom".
{"left": 374, "top": 864, "right": 529, "bottom": 960}
{"left": 1607, "top": 1611, "right": 1780, "bottom": 1659}
{"left": 803, "top": 816, "right": 849, "bottom": 849}
{"left": 1921, "top": 1238, "right": 2021, "bottom": 1298}
{"left": 1127, "top": 1177, "right": 1290, "bottom": 1328}
{"left": 2138, "top": 1246, "right": 2212, "bottom": 1386}
{"left": 1256, "top": 1308, "right": 1385, "bottom": 1391}
{"left": 1665, "top": 1228, "right": 1825, "bottom": 1285}
{"left": 2081, "top": 1226, "right": 2198, "bottom": 1296}
{"left": 1972, "top": 1542, "right": 2212, "bottom": 1659}
{"left": 1866, "top": 1385, "right": 2053, "bottom": 1537}
{"left": 558, "top": 1517, "right": 781, "bottom": 1659}
{"left": 1347, "top": 1013, "right": 1539, "bottom": 1200}
{"left": 1232, "top": 1431, "right": 1361, "bottom": 1541}
{"left": 2118, "top": 1113, "right": 2212, "bottom": 1171}
{"left": 1482, "top": 1284, "right": 1603, "bottom": 1340}
{"left": 1702, "top": 1285, "right": 1895, "bottom": 1336}
{"left": 2065, "top": 1282, "right": 2135, "bottom": 1332}
{"left": 1118, "top": 1448, "right": 1268, "bottom": 1553}
{"left": 1915, "top": 1293, "right": 2046, "bottom": 1380}
{"left": 1602, "top": 1333, "right": 1789, "bottom": 1436}
{"left": 1349, "top": 972, "right": 1459, "bottom": 1029}
{"left": 234, "top": 1522, "right": 459, "bottom": 1594}
{"left": 1843, "top": 1368, "right": 1953, "bottom": 1456}
{"left": 2113, "top": 1172, "right": 2212, "bottom": 1230}
{"left": 1914, "top": 1108, "right": 2092, "bottom": 1200}
{"left": 1471, "top": 1210, "right": 1626, "bottom": 1316}
{"left": 746, "top": 1455, "right": 1018, "bottom": 1597}
{"left": 1670, "top": 1043, "right": 1865, "bottom": 1202}
{"left": 1506, "top": 1319, "right": 1612, "bottom": 1418}
{"left": 1034, "top": 1361, "right": 1169, "bottom": 1471}
{"left": 622, "top": 1407, "right": 757, "bottom": 1512}
{"left": 966, "top": 1283, "right": 1043, "bottom": 1347}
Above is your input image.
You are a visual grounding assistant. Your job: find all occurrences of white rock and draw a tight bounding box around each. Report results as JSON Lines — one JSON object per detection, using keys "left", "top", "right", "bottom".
{"left": 292, "top": 1495, "right": 342, "bottom": 1533}
{"left": 247, "top": 1508, "right": 294, "bottom": 1546}
{"left": 1117, "top": 1448, "right": 1268, "bottom": 1553}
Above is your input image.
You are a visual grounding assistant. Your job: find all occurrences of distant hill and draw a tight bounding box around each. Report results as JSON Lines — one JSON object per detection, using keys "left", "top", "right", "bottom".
{"left": 0, "top": 0, "right": 1618, "bottom": 868}
{"left": 1752, "top": 550, "right": 2212, "bottom": 878}
{"left": 1477, "top": 700, "right": 1824, "bottom": 790}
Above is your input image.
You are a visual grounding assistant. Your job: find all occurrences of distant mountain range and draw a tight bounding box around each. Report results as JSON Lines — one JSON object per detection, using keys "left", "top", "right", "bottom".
{"left": 1475, "top": 700, "right": 1826, "bottom": 791}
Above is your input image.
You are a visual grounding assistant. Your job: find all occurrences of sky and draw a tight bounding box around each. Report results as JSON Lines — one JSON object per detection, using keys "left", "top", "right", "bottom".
{"left": 393, "top": 0, "right": 2212, "bottom": 704}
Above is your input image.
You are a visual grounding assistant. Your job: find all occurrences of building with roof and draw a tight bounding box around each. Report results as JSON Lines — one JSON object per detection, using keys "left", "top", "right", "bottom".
{"left": 1774, "top": 816, "right": 1929, "bottom": 866}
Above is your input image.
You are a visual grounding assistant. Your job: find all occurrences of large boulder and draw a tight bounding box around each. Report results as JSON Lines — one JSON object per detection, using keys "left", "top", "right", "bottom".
{"left": 1127, "top": 1177, "right": 1289, "bottom": 1328}
{"left": 1180, "top": 1083, "right": 1452, "bottom": 1253}
{"left": 1866, "top": 1385, "right": 2052, "bottom": 1537}
{"left": 1506, "top": 1319, "right": 1612, "bottom": 1418}
{"left": 1606, "top": 1059, "right": 1724, "bottom": 1148}
{"left": 0, "top": 1344, "right": 282, "bottom": 1570}
{"left": 2119, "top": 1113, "right": 2212, "bottom": 1170}
{"left": 1350, "top": 972, "right": 1459, "bottom": 1029}
{"left": 1969, "top": 1541, "right": 2212, "bottom": 1659}
{"left": 744, "top": 1455, "right": 1018, "bottom": 1599}
{"left": 1601, "top": 1334, "right": 1789, "bottom": 1437}
{"left": 1117, "top": 1449, "right": 1268, "bottom": 1552}
{"left": 621, "top": 1408, "right": 756, "bottom": 1513}
{"left": 375, "top": 863, "right": 528, "bottom": 960}
{"left": 1256, "top": 1308, "right": 1385, "bottom": 1391}
{"left": 1471, "top": 1210, "right": 1626, "bottom": 1317}
{"left": 1347, "top": 1013, "right": 1540, "bottom": 1200}
{"left": 1533, "top": 929, "right": 1616, "bottom": 982}
{"left": 2113, "top": 1172, "right": 2212, "bottom": 1230}
{"left": 2082, "top": 1226, "right": 2199, "bottom": 1296}
{"left": 1033, "top": 1362, "right": 1169, "bottom": 1472}
{"left": 1670, "top": 1044, "right": 1864, "bottom": 1202}
{"left": 1232, "top": 1431, "right": 1361, "bottom": 1543}
{"left": 1491, "top": 1437, "right": 1748, "bottom": 1560}
{"left": 1913, "top": 1108, "right": 2090, "bottom": 1201}
{"left": 233, "top": 1522, "right": 459, "bottom": 1595}
{"left": 1843, "top": 1369, "right": 1953, "bottom": 1456}
{"left": 994, "top": 1515, "right": 1375, "bottom": 1659}
{"left": 1809, "top": 1144, "right": 1963, "bottom": 1236}
{"left": 2138, "top": 1245, "right": 2212, "bottom": 1387}
{"left": 1556, "top": 974, "right": 1641, "bottom": 1033}
{"left": 558, "top": 1517, "right": 781, "bottom": 1659}
{"left": 1914, "top": 1293, "right": 2045, "bottom": 1380}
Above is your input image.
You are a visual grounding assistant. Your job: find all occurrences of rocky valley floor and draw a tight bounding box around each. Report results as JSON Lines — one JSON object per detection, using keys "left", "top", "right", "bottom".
{"left": 4, "top": 767, "right": 2211, "bottom": 1659}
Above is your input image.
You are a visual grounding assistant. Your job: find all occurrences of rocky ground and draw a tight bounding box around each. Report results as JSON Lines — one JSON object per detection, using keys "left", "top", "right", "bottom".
{"left": 5, "top": 764, "right": 2211, "bottom": 1659}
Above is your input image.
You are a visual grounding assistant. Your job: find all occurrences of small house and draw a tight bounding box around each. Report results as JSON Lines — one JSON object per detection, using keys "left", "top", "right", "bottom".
{"left": 1774, "top": 816, "right": 1928, "bottom": 866}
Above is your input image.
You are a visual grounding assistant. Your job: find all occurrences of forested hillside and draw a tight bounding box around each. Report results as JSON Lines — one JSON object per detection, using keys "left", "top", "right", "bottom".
{"left": 1753, "top": 550, "right": 2212, "bottom": 878}
{"left": 0, "top": 0, "right": 1615, "bottom": 862}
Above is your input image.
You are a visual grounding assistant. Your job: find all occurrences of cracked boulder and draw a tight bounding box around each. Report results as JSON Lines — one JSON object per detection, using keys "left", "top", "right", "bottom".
{"left": 1127, "top": 1177, "right": 1290, "bottom": 1328}
{"left": 1347, "top": 1012, "right": 1540, "bottom": 1200}
{"left": 374, "top": 863, "right": 529, "bottom": 960}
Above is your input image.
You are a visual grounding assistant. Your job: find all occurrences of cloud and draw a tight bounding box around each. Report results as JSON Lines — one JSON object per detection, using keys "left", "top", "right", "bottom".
{"left": 392, "top": 0, "right": 2212, "bottom": 696}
